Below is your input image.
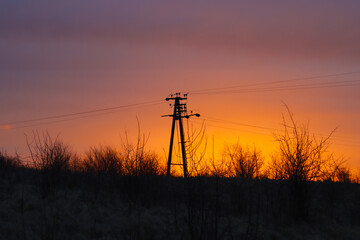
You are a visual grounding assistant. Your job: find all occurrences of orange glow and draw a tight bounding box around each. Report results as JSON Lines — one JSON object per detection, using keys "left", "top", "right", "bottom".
{"left": 0, "top": 125, "right": 12, "bottom": 130}
{"left": 0, "top": 1, "right": 359, "bottom": 171}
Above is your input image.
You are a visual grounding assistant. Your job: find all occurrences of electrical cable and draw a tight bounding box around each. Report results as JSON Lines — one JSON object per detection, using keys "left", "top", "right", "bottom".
{"left": 201, "top": 115, "right": 278, "bottom": 131}
{"left": 2, "top": 101, "right": 166, "bottom": 130}
{"left": 188, "top": 70, "right": 360, "bottom": 94}
{"left": 1, "top": 99, "right": 164, "bottom": 126}
{"left": 190, "top": 117, "right": 360, "bottom": 147}
{"left": 190, "top": 80, "right": 360, "bottom": 95}
{"left": 202, "top": 115, "right": 360, "bottom": 142}
{"left": 189, "top": 118, "right": 274, "bottom": 137}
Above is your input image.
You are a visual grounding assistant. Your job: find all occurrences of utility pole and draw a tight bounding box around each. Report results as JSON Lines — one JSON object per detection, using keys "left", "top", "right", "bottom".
{"left": 162, "top": 93, "right": 200, "bottom": 177}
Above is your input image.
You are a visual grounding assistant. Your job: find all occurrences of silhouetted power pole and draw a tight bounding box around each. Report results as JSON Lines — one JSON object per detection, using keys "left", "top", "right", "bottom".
{"left": 162, "top": 93, "right": 200, "bottom": 177}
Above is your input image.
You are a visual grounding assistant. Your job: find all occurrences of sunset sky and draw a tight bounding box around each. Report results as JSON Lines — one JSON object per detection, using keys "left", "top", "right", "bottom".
{"left": 1, "top": 1, "right": 360, "bottom": 168}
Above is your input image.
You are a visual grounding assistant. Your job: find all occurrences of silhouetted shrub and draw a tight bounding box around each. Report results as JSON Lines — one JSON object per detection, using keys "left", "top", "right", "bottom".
{"left": 186, "top": 123, "right": 209, "bottom": 177}
{"left": 0, "top": 150, "right": 21, "bottom": 178}
{"left": 270, "top": 106, "right": 337, "bottom": 183}
{"left": 26, "top": 131, "right": 72, "bottom": 172}
{"left": 83, "top": 145, "right": 121, "bottom": 175}
{"left": 81, "top": 143, "right": 164, "bottom": 177}
{"left": 268, "top": 105, "right": 341, "bottom": 221}
{"left": 223, "top": 144, "right": 263, "bottom": 179}
{"left": 120, "top": 130, "right": 163, "bottom": 176}
{"left": 68, "top": 154, "right": 83, "bottom": 172}
{"left": 26, "top": 131, "right": 73, "bottom": 195}
{"left": 121, "top": 149, "right": 163, "bottom": 176}
{"left": 334, "top": 167, "right": 352, "bottom": 183}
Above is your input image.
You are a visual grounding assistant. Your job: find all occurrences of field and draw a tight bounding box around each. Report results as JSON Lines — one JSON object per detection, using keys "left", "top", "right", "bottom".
{"left": 1, "top": 167, "right": 359, "bottom": 240}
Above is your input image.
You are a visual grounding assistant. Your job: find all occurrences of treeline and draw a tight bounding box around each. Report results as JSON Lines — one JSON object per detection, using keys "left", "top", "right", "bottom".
{"left": 1, "top": 107, "right": 359, "bottom": 183}
{"left": 1, "top": 147, "right": 360, "bottom": 239}
{"left": 0, "top": 130, "right": 358, "bottom": 184}
{"left": 1, "top": 122, "right": 360, "bottom": 238}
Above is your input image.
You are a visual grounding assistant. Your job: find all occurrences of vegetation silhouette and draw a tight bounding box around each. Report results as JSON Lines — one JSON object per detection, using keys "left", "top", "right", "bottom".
{"left": 0, "top": 150, "right": 21, "bottom": 179}
{"left": 223, "top": 143, "right": 263, "bottom": 179}
{"left": 270, "top": 105, "right": 336, "bottom": 182}
{"left": 0, "top": 109, "right": 359, "bottom": 239}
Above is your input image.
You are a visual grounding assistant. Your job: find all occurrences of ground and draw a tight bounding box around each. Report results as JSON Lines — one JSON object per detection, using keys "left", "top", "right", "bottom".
{"left": 0, "top": 169, "right": 359, "bottom": 239}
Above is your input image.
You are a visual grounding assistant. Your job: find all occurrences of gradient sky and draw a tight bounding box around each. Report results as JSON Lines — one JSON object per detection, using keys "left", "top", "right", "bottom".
{"left": 1, "top": 0, "right": 360, "bottom": 167}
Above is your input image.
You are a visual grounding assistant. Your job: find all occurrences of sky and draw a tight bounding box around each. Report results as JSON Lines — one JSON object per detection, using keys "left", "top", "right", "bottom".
{"left": 1, "top": 0, "right": 360, "bottom": 168}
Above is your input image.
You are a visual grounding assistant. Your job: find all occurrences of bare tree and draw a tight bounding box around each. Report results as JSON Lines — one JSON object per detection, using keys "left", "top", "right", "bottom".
{"left": 120, "top": 138, "right": 162, "bottom": 176}
{"left": 223, "top": 143, "right": 263, "bottom": 179}
{"left": 270, "top": 105, "right": 337, "bottom": 182}
{"left": 186, "top": 121, "right": 209, "bottom": 176}
{"left": 120, "top": 120, "right": 162, "bottom": 176}
{"left": 210, "top": 154, "right": 232, "bottom": 177}
{"left": 269, "top": 105, "right": 346, "bottom": 221}
{"left": 334, "top": 167, "right": 352, "bottom": 183}
{"left": 26, "top": 131, "right": 72, "bottom": 172}
{"left": 83, "top": 145, "right": 121, "bottom": 175}
{"left": 351, "top": 168, "right": 360, "bottom": 184}
{"left": 26, "top": 131, "right": 72, "bottom": 195}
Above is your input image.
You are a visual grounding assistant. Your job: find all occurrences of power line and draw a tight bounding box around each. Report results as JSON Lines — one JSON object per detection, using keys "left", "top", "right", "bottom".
{"left": 11, "top": 102, "right": 165, "bottom": 130}
{"left": 188, "top": 70, "right": 360, "bottom": 94}
{"left": 201, "top": 115, "right": 278, "bottom": 131}
{"left": 1, "top": 99, "right": 164, "bottom": 126}
{"left": 203, "top": 115, "right": 359, "bottom": 141}
{"left": 189, "top": 118, "right": 275, "bottom": 137}
{"left": 190, "top": 79, "right": 360, "bottom": 95}
{"left": 191, "top": 116, "right": 360, "bottom": 145}
{"left": 191, "top": 118, "right": 360, "bottom": 148}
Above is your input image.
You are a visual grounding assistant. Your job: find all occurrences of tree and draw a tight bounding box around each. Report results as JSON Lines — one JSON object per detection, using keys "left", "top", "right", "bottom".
{"left": 334, "top": 167, "right": 352, "bottom": 183}
{"left": 26, "top": 131, "right": 72, "bottom": 172}
{"left": 270, "top": 105, "right": 336, "bottom": 182}
{"left": 223, "top": 143, "right": 263, "bottom": 179}
{"left": 120, "top": 138, "right": 162, "bottom": 176}
{"left": 83, "top": 145, "right": 121, "bottom": 175}
{"left": 120, "top": 122, "right": 163, "bottom": 176}
{"left": 269, "top": 105, "right": 341, "bottom": 221}
{"left": 186, "top": 122, "right": 210, "bottom": 177}
{"left": 26, "top": 131, "right": 73, "bottom": 195}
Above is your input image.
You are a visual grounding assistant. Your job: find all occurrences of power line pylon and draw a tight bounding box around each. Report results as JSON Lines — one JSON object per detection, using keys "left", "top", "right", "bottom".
{"left": 162, "top": 93, "right": 200, "bottom": 177}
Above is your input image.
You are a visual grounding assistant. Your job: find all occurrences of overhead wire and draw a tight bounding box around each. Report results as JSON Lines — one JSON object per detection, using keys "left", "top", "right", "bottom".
{"left": 3, "top": 71, "right": 360, "bottom": 129}
{"left": 190, "top": 79, "right": 360, "bottom": 95}
{"left": 201, "top": 115, "right": 279, "bottom": 132}
{"left": 207, "top": 115, "right": 357, "bottom": 138}
{"left": 202, "top": 114, "right": 360, "bottom": 142}
{"left": 2, "top": 70, "right": 360, "bottom": 150}
{"left": 188, "top": 70, "right": 360, "bottom": 94}
{"left": 184, "top": 69, "right": 360, "bottom": 148}
{"left": 3, "top": 102, "right": 166, "bottom": 130}
{"left": 189, "top": 118, "right": 274, "bottom": 137}
{"left": 191, "top": 113, "right": 360, "bottom": 143}
{"left": 1, "top": 99, "right": 164, "bottom": 126}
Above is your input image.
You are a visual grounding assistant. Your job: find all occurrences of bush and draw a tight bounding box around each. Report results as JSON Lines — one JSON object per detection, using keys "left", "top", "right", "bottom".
{"left": 223, "top": 143, "right": 263, "bottom": 179}
{"left": 83, "top": 145, "right": 121, "bottom": 175}
{"left": 26, "top": 131, "right": 73, "bottom": 195}
{"left": 119, "top": 129, "right": 163, "bottom": 176}
{"left": 270, "top": 106, "right": 336, "bottom": 182}
{"left": 26, "top": 131, "right": 72, "bottom": 172}
{"left": 121, "top": 146, "right": 163, "bottom": 176}
{"left": 0, "top": 151, "right": 21, "bottom": 178}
